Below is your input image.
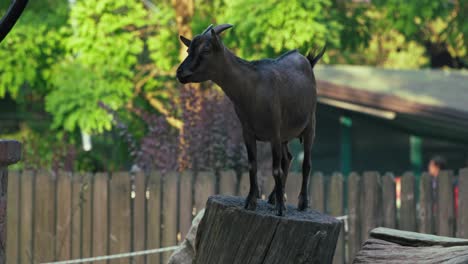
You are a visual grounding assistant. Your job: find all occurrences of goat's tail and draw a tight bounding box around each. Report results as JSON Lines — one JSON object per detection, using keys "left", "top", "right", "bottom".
{"left": 307, "top": 45, "right": 327, "bottom": 68}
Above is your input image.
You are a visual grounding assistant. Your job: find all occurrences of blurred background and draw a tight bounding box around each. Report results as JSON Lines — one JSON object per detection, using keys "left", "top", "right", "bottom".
{"left": 1, "top": 0, "right": 467, "bottom": 174}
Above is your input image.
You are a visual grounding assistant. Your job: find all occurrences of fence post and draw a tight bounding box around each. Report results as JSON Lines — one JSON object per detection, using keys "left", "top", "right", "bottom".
{"left": 0, "top": 140, "right": 22, "bottom": 264}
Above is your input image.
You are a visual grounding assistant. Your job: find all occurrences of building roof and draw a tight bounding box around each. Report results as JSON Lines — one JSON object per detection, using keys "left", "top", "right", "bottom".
{"left": 315, "top": 65, "right": 468, "bottom": 143}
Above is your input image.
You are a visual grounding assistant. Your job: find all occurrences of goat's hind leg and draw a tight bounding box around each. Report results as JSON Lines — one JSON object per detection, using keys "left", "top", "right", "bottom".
{"left": 298, "top": 124, "right": 314, "bottom": 211}
{"left": 271, "top": 139, "right": 285, "bottom": 216}
{"left": 267, "top": 143, "right": 291, "bottom": 209}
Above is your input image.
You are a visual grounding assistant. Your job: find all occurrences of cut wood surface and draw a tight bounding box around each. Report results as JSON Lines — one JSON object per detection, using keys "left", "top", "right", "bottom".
{"left": 353, "top": 227, "right": 468, "bottom": 263}
{"left": 194, "top": 195, "right": 342, "bottom": 264}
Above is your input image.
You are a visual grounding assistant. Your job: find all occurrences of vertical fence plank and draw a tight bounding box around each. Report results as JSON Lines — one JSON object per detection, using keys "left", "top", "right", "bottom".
{"left": 381, "top": 173, "right": 396, "bottom": 229}
{"left": 310, "top": 172, "right": 325, "bottom": 212}
{"left": 162, "top": 172, "right": 178, "bottom": 264}
{"left": 419, "top": 172, "right": 433, "bottom": 234}
{"left": 93, "top": 173, "right": 108, "bottom": 264}
{"left": 219, "top": 170, "right": 236, "bottom": 196}
{"left": 284, "top": 172, "right": 301, "bottom": 207}
{"left": 19, "top": 171, "right": 33, "bottom": 264}
{"left": 262, "top": 171, "right": 275, "bottom": 201}
{"left": 194, "top": 172, "right": 215, "bottom": 215}
{"left": 239, "top": 172, "right": 250, "bottom": 197}
{"left": 347, "top": 172, "right": 361, "bottom": 263}
{"left": 457, "top": 168, "right": 468, "bottom": 238}
{"left": 400, "top": 172, "right": 416, "bottom": 231}
{"left": 109, "top": 172, "right": 131, "bottom": 264}
{"left": 56, "top": 172, "right": 72, "bottom": 261}
{"left": 6, "top": 171, "right": 19, "bottom": 264}
{"left": 179, "top": 171, "right": 193, "bottom": 240}
{"left": 70, "top": 173, "right": 82, "bottom": 259}
{"left": 81, "top": 173, "right": 92, "bottom": 260}
{"left": 361, "top": 171, "right": 382, "bottom": 242}
{"left": 33, "top": 171, "right": 55, "bottom": 263}
{"left": 133, "top": 172, "right": 145, "bottom": 264}
{"left": 328, "top": 173, "right": 344, "bottom": 264}
{"left": 437, "top": 170, "right": 455, "bottom": 237}
{"left": 147, "top": 171, "right": 161, "bottom": 264}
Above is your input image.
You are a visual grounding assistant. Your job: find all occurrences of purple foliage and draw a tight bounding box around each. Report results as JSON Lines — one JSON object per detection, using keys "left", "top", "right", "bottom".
{"left": 100, "top": 85, "right": 270, "bottom": 175}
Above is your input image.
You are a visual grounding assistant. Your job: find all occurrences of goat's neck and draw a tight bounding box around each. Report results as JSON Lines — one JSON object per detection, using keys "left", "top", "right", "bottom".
{"left": 211, "top": 49, "right": 256, "bottom": 106}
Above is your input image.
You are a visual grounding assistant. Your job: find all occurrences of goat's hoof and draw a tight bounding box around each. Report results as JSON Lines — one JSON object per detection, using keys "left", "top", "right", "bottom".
{"left": 297, "top": 196, "right": 309, "bottom": 211}
{"left": 267, "top": 192, "right": 276, "bottom": 205}
{"left": 275, "top": 203, "right": 284, "bottom": 216}
{"left": 244, "top": 195, "right": 257, "bottom": 211}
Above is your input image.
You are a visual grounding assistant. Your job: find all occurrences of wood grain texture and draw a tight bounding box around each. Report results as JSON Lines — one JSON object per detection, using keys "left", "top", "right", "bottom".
{"left": 354, "top": 227, "right": 468, "bottom": 263}
{"left": 194, "top": 195, "right": 342, "bottom": 264}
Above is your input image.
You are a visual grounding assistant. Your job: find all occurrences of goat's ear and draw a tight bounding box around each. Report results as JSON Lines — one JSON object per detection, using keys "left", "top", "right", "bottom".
{"left": 210, "top": 28, "right": 222, "bottom": 50}
{"left": 179, "top": 35, "right": 191, "bottom": 47}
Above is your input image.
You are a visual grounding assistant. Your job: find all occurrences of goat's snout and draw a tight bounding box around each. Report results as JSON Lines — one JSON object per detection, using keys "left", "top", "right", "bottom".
{"left": 176, "top": 67, "right": 193, "bottom": 83}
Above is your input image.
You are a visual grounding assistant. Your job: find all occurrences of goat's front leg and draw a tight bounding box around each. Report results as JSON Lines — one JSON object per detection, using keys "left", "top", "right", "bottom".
{"left": 271, "top": 139, "right": 284, "bottom": 216}
{"left": 243, "top": 132, "right": 259, "bottom": 210}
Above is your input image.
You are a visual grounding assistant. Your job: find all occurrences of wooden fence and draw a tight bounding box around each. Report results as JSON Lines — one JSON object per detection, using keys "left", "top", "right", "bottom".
{"left": 5, "top": 168, "right": 468, "bottom": 263}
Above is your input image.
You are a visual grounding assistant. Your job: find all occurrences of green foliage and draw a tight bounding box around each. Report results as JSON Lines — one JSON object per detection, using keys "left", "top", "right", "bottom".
{"left": 218, "top": 0, "right": 342, "bottom": 59}
{"left": 0, "top": 0, "right": 68, "bottom": 99}
{"left": 1, "top": 0, "right": 467, "bottom": 171}
{"left": 46, "top": 0, "right": 148, "bottom": 134}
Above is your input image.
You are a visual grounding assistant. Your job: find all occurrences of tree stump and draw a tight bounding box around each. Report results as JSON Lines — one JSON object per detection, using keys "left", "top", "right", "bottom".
{"left": 194, "top": 195, "right": 342, "bottom": 264}
{"left": 353, "top": 227, "right": 468, "bottom": 263}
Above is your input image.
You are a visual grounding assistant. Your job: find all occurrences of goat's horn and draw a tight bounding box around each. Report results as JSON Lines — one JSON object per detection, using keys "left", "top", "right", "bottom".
{"left": 202, "top": 24, "right": 214, "bottom": 35}
{"left": 213, "top": 24, "right": 233, "bottom": 35}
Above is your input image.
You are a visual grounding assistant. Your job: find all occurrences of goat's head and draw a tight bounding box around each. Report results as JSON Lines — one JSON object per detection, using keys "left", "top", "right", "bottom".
{"left": 176, "top": 24, "right": 233, "bottom": 84}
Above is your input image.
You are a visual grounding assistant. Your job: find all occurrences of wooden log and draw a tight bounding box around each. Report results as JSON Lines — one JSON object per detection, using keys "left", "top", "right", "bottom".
{"left": 418, "top": 172, "right": 433, "bottom": 234}
{"left": 457, "top": 168, "right": 468, "bottom": 238}
{"left": 353, "top": 227, "right": 468, "bottom": 263}
{"left": 437, "top": 170, "right": 454, "bottom": 237}
{"left": 381, "top": 173, "right": 396, "bottom": 229}
{"left": 400, "top": 172, "right": 416, "bottom": 231}
{"left": 347, "top": 172, "right": 361, "bottom": 262}
{"left": 194, "top": 195, "right": 342, "bottom": 264}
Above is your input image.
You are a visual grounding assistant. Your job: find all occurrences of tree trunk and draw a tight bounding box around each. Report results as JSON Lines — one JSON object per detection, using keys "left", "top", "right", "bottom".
{"left": 353, "top": 227, "right": 468, "bottom": 263}
{"left": 171, "top": 0, "right": 194, "bottom": 60}
{"left": 194, "top": 195, "right": 342, "bottom": 264}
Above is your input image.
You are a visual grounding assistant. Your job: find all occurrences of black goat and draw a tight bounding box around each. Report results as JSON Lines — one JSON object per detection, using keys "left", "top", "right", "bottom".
{"left": 176, "top": 24, "right": 325, "bottom": 216}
